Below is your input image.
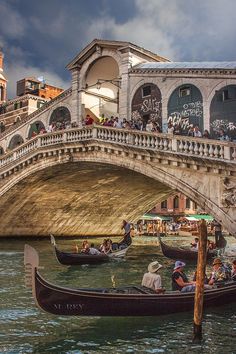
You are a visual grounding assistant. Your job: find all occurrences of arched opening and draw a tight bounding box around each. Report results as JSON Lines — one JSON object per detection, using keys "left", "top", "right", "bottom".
{"left": 83, "top": 56, "right": 120, "bottom": 120}
{"left": 49, "top": 106, "right": 71, "bottom": 129}
{"left": 210, "top": 85, "right": 236, "bottom": 140}
{"left": 168, "top": 84, "right": 203, "bottom": 134}
{"left": 131, "top": 83, "right": 162, "bottom": 130}
{"left": 0, "top": 146, "right": 4, "bottom": 155}
{"left": 28, "top": 121, "right": 46, "bottom": 138}
{"left": 8, "top": 134, "right": 24, "bottom": 150}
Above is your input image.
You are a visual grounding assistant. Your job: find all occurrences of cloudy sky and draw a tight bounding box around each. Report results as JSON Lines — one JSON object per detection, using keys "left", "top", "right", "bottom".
{"left": 1, "top": 0, "right": 236, "bottom": 98}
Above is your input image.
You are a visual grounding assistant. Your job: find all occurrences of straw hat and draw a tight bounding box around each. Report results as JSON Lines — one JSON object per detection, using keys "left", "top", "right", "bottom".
{"left": 148, "top": 261, "right": 163, "bottom": 273}
{"left": 212, "top": 258, "right": 222, "bottom": 266}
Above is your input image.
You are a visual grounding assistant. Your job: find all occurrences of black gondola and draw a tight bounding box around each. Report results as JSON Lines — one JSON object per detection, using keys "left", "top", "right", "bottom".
{"left": 50, "top": 235, "right": 131, "bottom": 265}
{"left": 158, "top": 236, "right": 218, "bottom": 261}
{"left": 24, "top": 244, "right": 236, "bottom": 317}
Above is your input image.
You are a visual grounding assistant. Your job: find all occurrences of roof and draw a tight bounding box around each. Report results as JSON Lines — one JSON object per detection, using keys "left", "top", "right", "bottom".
{"left": 66, "top": 39, "right": 170, "bottom": 70}
{"left": 133, "top": 61, "right": 236, "bottom": 70}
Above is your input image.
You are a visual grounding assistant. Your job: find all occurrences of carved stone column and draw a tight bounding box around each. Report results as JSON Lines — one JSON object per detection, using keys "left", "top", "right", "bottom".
{"left": 70, "top": 67, "right": 82, "bottom": 127}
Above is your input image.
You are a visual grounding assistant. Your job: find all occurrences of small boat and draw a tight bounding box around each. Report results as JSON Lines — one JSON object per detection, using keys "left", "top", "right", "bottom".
{"left": 50, "top": 235, "right": 131, "bottom": 266}
{"left": 158, "top": 236, "right": 218, "bottom": 261}
{"left": 24, "top": 244, "right": 236, "bottom": 317}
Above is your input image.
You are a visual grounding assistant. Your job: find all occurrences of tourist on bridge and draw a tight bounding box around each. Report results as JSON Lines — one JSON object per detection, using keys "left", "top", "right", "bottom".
{"left": 141, "top": 261, "right": 165, "bottom": 293}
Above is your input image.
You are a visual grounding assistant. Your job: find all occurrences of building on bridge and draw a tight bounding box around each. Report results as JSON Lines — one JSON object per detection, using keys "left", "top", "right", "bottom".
{"left": 1, "top": 39, "right": 236, "bottom": 150}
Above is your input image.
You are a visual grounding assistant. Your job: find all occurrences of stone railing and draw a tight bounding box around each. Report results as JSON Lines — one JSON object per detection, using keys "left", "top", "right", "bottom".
{"left": 0, "top": 125, "right": 235, "bottom": 170}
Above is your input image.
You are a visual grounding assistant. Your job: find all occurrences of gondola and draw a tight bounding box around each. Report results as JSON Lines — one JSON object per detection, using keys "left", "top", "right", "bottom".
{"left": 50, "top": 235, "right": 131, "bottom": 266}
{"left": 24, "top": 244, "right": 236, "bottom": 317}
{"left": 158, "top": 236, "right": 218, "bottom": 261}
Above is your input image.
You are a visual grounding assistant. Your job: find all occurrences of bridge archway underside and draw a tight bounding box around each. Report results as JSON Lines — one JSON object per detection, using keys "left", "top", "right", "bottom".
{"left": 0, "top": 127, "right": 235, "bottom": 236}
{"left": 0, "top": 162, "right": 173, "bottom": 237}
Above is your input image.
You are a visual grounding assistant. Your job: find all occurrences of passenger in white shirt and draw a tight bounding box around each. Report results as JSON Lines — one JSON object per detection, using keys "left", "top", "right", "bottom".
{"left": 141, "top": 261, "right": 165, "bottom": 293}
{"left": 88, "top": 243, "right": 101, "bottom": 255}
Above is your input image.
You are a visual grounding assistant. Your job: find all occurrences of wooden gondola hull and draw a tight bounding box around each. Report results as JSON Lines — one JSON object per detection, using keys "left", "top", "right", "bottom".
{"left": 55, "top": 247, "right": 109, "bottom": 265}
{"left": 35, "top": 271, "right": 236, "bottom": 316}
{"left": 159, "top": 237, "right": 217, "bottom": 261}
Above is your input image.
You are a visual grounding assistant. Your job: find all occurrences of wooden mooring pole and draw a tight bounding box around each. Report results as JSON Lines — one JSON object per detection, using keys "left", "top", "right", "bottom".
{"left": 193, "top": 219, "right": 208, "bottom": 343}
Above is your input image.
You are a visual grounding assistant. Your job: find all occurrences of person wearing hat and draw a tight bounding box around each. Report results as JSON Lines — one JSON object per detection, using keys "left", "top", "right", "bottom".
{"left": 141, "top": 261, "right": 165, "bottom": 293}
{"left": 208, "top": 258, "right": 230, "bottom": 285}
{"left": 172, "top": 260, "right": 196, "bottom": 292}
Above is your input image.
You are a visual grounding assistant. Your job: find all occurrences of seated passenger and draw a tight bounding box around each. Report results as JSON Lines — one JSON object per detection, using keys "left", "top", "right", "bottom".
{"left": 208, "top": 258, "right": 231, "bottom": 285}
{"left": 88, "top": 243, "right": 101, "bottom": 255}
{"left": 207, "top": 239, "right": 216, "bottom": 250}
{"left": 100, "top": 239, "right": 112, "bottom": 254}
{"left": 172, "top": 261, "right": 196, "bottom": 292}
{"left": 190, "top": 237, "right": 199, "bottom": 250}
{"left": 141, "top": 261, "right": 165, "bottom": 293}
{"left": 81, "top": 240, "right": 89, "bottom": 254}
{"left": 231, "top": 260, "right": 236, "bottom": 281}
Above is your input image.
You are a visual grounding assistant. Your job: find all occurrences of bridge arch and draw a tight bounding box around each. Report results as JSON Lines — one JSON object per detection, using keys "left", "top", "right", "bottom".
{"left": 0, "top": 145, "right": 234, "bottom": 236}
{"left": 8, "top": 134, "right": 24, "bottom": 150}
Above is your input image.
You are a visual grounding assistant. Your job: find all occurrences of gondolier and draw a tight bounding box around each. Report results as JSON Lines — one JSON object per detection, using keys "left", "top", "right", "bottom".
{"left": 119, "top": 220, "right": 132, "bottom": 247}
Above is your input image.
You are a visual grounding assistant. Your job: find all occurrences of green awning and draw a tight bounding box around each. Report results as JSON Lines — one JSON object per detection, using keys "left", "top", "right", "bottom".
{"left": 185, "top": 214, "right": 213, "bottom": 221}
{"left": 140, "top": 213, "right": 172, "bottom": 221}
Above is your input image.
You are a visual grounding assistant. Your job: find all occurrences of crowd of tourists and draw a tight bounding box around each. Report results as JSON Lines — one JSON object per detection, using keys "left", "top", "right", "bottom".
{"left": 27, "top": 111, "right": 236, "bottom": 143}
{"left": 141, "top": 258, "right": 236, "bottom": 294}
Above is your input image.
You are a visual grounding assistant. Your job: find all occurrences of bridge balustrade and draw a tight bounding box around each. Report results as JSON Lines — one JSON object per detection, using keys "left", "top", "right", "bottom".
{"left": 0, "top": 126, "right": 235, "bottom": 172}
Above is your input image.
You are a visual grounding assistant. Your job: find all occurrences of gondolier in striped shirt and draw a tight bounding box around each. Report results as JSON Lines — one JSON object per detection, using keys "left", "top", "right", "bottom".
{"left": 119, "top": 220, "right": 132, "bottom": 247}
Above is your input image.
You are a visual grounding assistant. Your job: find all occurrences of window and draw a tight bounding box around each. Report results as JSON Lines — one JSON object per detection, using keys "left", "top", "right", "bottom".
{"left": 185, "top": 198, "right": 191, "bottom": 209}
{"left": 142, "top": 85, "right": 151, "bottom": 97}
{"left": 173, "top": 196, "right": 179, "bottom": 209}
{"left": 161, "top": 200, "right": 167, "bottom": 209}
{"left": 179, "top": 86, "right": 191, "bottom": 97}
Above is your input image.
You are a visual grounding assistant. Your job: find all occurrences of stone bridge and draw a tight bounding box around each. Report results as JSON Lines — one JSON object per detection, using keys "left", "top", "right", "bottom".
{"left": 0, "top": 125, "right": 235, "bottom": 237}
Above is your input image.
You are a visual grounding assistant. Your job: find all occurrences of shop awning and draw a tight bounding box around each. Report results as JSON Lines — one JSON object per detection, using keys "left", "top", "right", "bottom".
{"left": 184, "top": 214, "right": 213, "bottom": 221}
{"left": 140, "top": 213, "right": 172, "bottom": 221}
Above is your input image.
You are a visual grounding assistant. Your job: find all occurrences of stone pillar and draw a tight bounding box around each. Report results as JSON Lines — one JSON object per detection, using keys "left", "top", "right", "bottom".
{"left": 118, "top": 52, "right": 131, "bottom": 120}
{"left": 70, "top": 67, "right": 83, "bottom": 127}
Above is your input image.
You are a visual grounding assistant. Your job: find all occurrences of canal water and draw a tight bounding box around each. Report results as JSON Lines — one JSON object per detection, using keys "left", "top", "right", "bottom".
{"left": 0, "top": 237, "right": 236, "bottom": 353}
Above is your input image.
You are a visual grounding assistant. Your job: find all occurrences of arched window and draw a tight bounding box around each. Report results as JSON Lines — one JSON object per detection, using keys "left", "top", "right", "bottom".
{"left": 8, "top": 134, "right": 24, "bottom": 150}
{"left": 173, "top": 196, "right": 179, "bottom": 209}
{"left": 49, "top": 106, "right": 71, "bottom": 126}
{"left": 131, "top": 83, "right": 162, "bottom": 130}
{"left": 167, "top": 84, "right": 203, "bottom": 134}
{"left": 185, "top": 197, "right": 191, "bottom": 209}
{"left": 161, "top": 200, "right": 167, "bottom": 209}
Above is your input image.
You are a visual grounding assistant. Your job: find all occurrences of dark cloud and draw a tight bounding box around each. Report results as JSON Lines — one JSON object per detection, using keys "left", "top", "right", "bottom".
{"left": 1, "top": 0, "right": 236, "bottom": 98}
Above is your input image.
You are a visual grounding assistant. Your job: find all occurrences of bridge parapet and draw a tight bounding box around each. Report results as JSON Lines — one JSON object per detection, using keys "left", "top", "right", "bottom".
{"left": 0, "top": 126, "right": 236, "bottom": 172}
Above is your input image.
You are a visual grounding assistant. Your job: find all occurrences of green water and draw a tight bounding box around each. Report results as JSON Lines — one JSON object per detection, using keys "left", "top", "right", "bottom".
{"left": 0, "top": 237, "right": 236, "bottom": 353}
